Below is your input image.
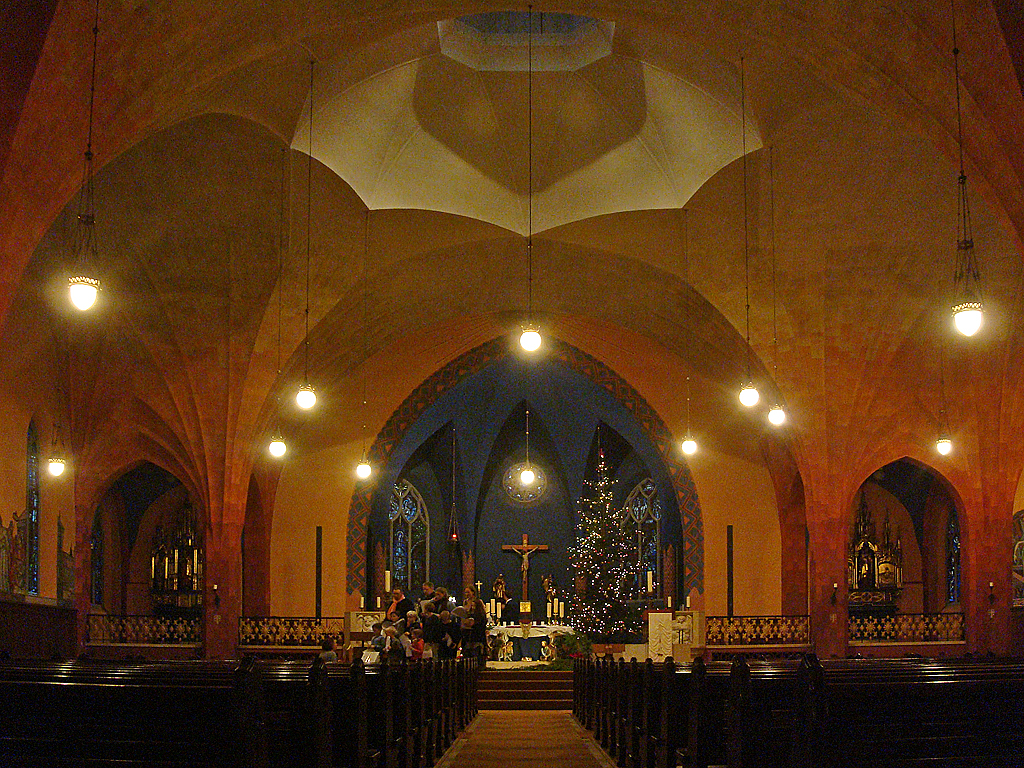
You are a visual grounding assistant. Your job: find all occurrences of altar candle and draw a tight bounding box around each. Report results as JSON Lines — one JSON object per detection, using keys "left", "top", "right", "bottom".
{"left": 546, "top": 601, "right": 552, "bottom": 619}
{"left": 685, "top": 594, "right": 690, "bottom": 609}
{"left": 151, "top": 555, "right": 155, "bottom": 580}
{"left": 385, "top": 570, "right": 391, "bottom": 593}
{"left": 559, "top": 601, "right": 565, "bottom": 619}
{"left": 646, "top": 570, "right": 653, "bottom": 594}
{"left": 360, "top": 595, "right": 365, "bottom": 609}
{"left": 497, "top": 602, "right": 502, "bottom": 620}
{"left": 667, "top": 596, "right": 673, "bottom": 610}
{"left": 376, "top": 596, "right": 381, "bottom": 609}
{"left": 489, "top": 599, "right": 495, "bottom": 615}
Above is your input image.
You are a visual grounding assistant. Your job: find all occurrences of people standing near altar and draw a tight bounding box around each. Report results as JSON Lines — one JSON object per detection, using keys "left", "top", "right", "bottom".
{"left": 419, "top": 581, "right": 436, "bottom": 611}
{"left": 462, "top": 585, "right": 488, "bottom": 667}
{"left": 439, "top": 609, "right": 460, "bottom": 660}
{"left": 386, "top": 587, "right": 415, "bottom": 623}
{"left": 431, "top": 586, "right": 455, "bottom": 615}
{"left": 410, "top": 627, "right": 425, "bottom": 659}
{"left": 421, "top": 602, "right": 442, "bottom": 658}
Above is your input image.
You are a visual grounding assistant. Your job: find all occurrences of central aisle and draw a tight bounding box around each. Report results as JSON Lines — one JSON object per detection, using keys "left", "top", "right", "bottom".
{"left": 435, "top": 710, "right": 614, "bottom": 768}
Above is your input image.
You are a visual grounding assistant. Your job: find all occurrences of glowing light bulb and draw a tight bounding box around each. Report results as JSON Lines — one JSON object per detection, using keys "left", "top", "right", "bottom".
{"left": 681, "top": 438, "right": 697, "bottom": 455}
{"left": 739, "top": 383, "right": 760, "bottom": 407}
{"left": 520, "top": 328, "right": 542, "bottom": 352}
{"left": 69, "top": 276, "right": 99, "bottom": 311}
{"left": 936, "top": 437, "right": 952, "bottom": 456}
{"left": 520, "top": 467, "right": 536, "bottom": 486}
{"left": 768, "top": 405, "right": 786, "bottom": 425}
{"left": 268, "top": 439, "right": 287, "bottom": 458}
{"left": 356, "top": 460, "right": 372, "bottom": 479}
{"left": 47, "top": 458, "right": 66, "bottom": 477}
{"left": 295, "top": 384, "right": 317, "bottom": 410}
{"left": 952, "top": 303, "right": 983, "bottom": 337}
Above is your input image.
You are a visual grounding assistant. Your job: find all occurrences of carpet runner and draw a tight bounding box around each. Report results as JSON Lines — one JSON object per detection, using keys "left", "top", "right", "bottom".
{"left": 435, "top": 710, "right": 614, "bottom": 768}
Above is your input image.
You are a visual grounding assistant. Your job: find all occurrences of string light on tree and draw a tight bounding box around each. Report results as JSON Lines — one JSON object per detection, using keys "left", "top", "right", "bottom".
{"left": 569, "top": 436, "right": 642, "bottom": 636}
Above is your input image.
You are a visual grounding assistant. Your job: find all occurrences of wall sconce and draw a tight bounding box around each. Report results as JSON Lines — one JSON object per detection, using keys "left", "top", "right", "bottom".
{"left": 831, "top": 582, "right": 839, "bottom": 605}
{"left": 213, "top": 583, "right": 220, "bottom": 609}
{"left": 988, "top": 581, "right": 995, "bottom": 604}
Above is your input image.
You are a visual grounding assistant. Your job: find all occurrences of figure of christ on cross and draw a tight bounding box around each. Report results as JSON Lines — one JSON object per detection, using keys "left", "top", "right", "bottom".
{"left": 502, "top": 533, "right": 549, "bottom": 602}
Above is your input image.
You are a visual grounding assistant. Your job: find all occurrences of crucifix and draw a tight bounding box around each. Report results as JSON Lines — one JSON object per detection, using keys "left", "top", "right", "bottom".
{"left": 502, "top": 533, "right": 549, "bottom": 602}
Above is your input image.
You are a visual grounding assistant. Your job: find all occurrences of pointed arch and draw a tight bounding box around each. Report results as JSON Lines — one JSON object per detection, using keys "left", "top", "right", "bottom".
{"left": 347, "top": 336, "right": 704, "bottom": 599}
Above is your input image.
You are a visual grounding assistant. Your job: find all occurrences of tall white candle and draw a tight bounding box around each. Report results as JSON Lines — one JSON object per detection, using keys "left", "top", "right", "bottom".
{"left": 559, "top": 601, "right": 565, "bottom": 619}
{"left": 646, "top": 570, "right": 653, "bottom": 594}
{"left": 376, "top": 596, "right": 381, "bottom": 609}
{"left": 497, "top": 602, "right": 502, "bottom": 620}
{"left": 385, "top": 570, "right": 391, "bottom": 593}
{"left": 360, "top": 595, "right": 365, "bottom": 609}
{"left": 546, "top": 601, "right": 552, "bottom": 619}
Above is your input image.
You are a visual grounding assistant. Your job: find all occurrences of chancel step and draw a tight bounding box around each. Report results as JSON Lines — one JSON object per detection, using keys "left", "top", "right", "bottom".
{"left": 477, "top": 669, "right": 573, "bottom": 710}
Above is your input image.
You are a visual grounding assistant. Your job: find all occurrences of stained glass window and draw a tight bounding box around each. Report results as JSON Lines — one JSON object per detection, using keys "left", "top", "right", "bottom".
{"left": 947, "top": 511, "right": 961, "bottom": 605}
{"left": 25, "top": 419, "right": 40, "bottom": 595}
{"left": 389, "top": 480, "right": 429, "bottom": 593}
{"left": 91, "top": 515, "right": 104, "bottom": 607}
{"left": 621, "top": 478, "right": 662, "bottom": 596}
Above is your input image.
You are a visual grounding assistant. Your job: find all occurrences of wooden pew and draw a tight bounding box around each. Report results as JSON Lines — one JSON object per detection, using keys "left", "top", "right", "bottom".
{"left": 0, "top": 659, "right": 264, "bottom": 767}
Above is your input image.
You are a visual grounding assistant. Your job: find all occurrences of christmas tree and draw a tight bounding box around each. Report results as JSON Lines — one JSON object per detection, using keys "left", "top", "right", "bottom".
{"left": 569, "top": 445, "right": 643, "bottom": 638}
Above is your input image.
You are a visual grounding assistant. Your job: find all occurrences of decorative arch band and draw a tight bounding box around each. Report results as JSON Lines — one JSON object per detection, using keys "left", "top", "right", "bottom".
{"left": 345, "top": 337, "right": 704, "bottom": 598}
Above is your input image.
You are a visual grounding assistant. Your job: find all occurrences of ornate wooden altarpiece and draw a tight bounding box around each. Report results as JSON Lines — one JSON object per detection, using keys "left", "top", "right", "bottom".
{"left": 847, "top": 492, "right": 903, "bottom": 617}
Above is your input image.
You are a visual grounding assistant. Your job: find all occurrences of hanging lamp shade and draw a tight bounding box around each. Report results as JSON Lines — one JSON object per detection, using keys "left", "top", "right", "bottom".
{"left": 268, "top": 435, "right": 287, "bottom": 458}
{"left": 520, "top": 326, "right": 541, "bottom": 352}
{"left": 936, "top": 436, "right": 952, "bottom": 455}
{"left": 681, "top": 437, "right": 697, "bottom": 455}
{"left": 768, "top": 404, "right": 786, "bottom": 425}
{"left": 47, "top": 457, "right": 67, "bottom": 477}
{"left": 69, "top": 275, "right": 100, "bottom": 311}
{"left": 356, "top": 457, "right": 372, "bottom": 479}
{"left": 952, "top": 296, "right": 983, "bottom": 337}
{"left": 295, "top": 383, "right": 317, "bottom": 410}
{"left": 739, "top": 382, "right": 759, "bottom": 407}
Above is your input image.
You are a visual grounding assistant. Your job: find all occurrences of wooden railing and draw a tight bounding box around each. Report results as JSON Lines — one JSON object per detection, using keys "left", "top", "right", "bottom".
{"left": 849, "top": 612, "right": 965, "bottom": 644}
{"left": 87, "top": 613, "right": 201, "bottom": 645}
{"left": 238, "top": 615, "right": 346, "bottom": 648}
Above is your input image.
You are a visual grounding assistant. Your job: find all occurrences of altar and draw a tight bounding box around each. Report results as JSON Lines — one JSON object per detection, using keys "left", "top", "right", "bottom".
{"left": 488, "top": 622, "right": 573, "bottom": 661}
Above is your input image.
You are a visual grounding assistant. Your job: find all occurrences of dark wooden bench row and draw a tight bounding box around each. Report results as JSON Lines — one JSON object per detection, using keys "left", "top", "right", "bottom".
{"left": 0, "top": 655, "right": 479, "bottom": 768}
{"left": 573, "top": 655, "right": 1024, "bottom": 768}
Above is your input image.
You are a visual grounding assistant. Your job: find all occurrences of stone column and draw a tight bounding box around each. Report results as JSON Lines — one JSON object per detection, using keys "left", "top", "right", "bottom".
{"left": 805, "top": 485, "right": 849, "bottom": 659}
{"left": 203, "top": 522, "right": 242, "bottom": 659}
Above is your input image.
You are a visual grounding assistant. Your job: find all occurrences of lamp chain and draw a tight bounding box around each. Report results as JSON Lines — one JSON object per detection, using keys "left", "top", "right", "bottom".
{"left": 304, "top": 57, "right": 314, "bottom": 383}
{"left": 527, "top": 5, "right": 534, "bottom": 318}
{"left": 740, "top": 56, "right": 751, "bottom": 380}
{"left": 770, "top": 146, "right": 778, "bottom": 378}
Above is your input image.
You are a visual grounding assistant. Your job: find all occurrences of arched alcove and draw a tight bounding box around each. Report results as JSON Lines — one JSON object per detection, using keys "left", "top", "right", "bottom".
{"left": 850, "top": 458, "right": 964, "bottom": 616}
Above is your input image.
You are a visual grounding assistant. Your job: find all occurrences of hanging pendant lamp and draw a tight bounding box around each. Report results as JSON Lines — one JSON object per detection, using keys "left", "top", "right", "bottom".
{"left": 737, "top": 57, "right": 758, "bottom": 407}
{"left": 949, "top": 0, "right": 983, "bottom": 337}
{"left": 269, "top": 148, "right": 288, "bottom": 459}
{"left": 519, "top": 7, "right": 542, "bottom": 353}
{"left": 296, "top": 57, "right": 318, "bottom": 409}
{"left": 520, "top": 408, "right": 536, "bottom": 485}
{"left": 69, "top": 0, "right": 103, "bottom": 311}
{"left": 681, "top": 375, "right": 698, "bottom": 455}
{"left": 766, "top": 146, "right": 786, "bottom": 426}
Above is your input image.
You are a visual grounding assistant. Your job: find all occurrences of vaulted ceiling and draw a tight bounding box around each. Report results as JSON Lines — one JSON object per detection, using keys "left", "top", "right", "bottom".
{"left": 2, "top": 1, "right": 1024, "bottom": 520}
